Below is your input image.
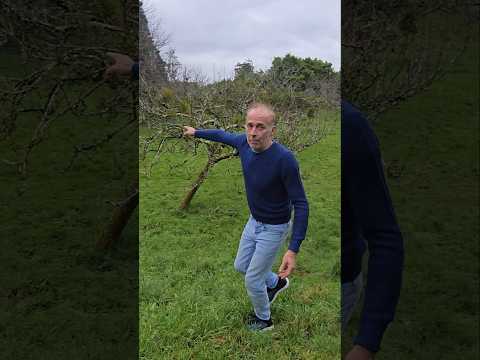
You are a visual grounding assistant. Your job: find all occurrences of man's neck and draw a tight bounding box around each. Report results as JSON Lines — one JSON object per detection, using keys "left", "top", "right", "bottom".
{"left": 251, "top": 140, "right": 274, "bottom": 153}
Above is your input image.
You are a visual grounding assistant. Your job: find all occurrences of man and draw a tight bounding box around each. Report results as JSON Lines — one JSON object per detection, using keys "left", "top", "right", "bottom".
{"left": 183, "top": 103, "right": 309, "bottom": 331}
{"left": 342, "top": 101, "right": 404, "bottom": 359}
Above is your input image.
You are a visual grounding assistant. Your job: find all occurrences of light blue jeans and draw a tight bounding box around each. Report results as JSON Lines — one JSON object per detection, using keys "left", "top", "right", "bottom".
{"left": 234, "top": 215, "right": 290, "bottom": 320}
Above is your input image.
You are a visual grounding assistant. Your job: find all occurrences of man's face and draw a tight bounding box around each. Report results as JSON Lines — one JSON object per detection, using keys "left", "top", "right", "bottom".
{"left": 245, "top": 109, "right": 275, "bottom": 152}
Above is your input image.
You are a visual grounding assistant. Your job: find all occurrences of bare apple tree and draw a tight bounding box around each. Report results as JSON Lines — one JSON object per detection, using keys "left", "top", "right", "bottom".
{"left": 141, "top": 61, "right": 335, "bottom": 210}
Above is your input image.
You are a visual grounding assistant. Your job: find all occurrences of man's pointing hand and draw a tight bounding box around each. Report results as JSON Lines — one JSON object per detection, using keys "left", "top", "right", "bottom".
{"left": 183, "top": 126, "right": 196, "bottom": 137}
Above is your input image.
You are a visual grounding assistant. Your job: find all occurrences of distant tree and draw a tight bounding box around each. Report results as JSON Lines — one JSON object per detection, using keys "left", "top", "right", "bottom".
{"left": 268, "top": 54, "right": 339, "bottom": 106}
{"left": 234, "top": 60, "right": 255, "bottom": 80}
{"left": 164, "top": 48, "right": 181, "bottom": 82}
{"left": 270, "top": 54, "right": 334, "bottom": 90}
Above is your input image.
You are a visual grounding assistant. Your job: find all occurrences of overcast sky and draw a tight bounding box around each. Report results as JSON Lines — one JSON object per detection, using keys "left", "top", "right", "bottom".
{"left": 143, "top": 0, "right": 340, "bottom": 80}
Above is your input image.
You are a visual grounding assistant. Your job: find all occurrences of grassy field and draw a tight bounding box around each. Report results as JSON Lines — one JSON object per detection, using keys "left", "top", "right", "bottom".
{"left": 140, "top": 117, "right": 341, "bottom": 359}
{"left": 343, "top": 26, "right": 479, "bottom": 359}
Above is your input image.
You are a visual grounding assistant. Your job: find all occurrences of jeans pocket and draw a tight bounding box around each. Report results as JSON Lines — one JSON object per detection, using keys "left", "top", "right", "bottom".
{"left": 264, "top": 222, "right": 289, "bottom": 236}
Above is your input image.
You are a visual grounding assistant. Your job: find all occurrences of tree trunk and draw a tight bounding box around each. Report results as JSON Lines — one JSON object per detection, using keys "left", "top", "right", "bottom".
{"left": 96, "top": 187, "right": 139, "bottom": 249}
{"left": 179, "top": 160, "right": 213, "bottom": 210}
{"left": 179, "top": 151, "right": 237, "bottom": 210}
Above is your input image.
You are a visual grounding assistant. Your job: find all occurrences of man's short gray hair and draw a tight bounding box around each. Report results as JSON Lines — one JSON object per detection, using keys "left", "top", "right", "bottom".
{"left": 246, "top": 102, "right": 276, "bottom": 125}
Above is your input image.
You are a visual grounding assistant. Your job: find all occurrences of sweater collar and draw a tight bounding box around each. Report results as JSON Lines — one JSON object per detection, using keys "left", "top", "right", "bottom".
{"left": 250, "top": 141, "right": 276, "bottom": 155}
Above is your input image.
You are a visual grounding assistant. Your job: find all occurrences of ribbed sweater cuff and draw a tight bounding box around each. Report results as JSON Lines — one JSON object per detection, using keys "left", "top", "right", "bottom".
{"left": 353, "top": 319, "right": 388, "bottom": 353}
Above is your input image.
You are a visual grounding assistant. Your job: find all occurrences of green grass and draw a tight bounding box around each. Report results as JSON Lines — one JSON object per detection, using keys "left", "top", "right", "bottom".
{"left": 140, "top": 120, "right": 341, "bottom": 359}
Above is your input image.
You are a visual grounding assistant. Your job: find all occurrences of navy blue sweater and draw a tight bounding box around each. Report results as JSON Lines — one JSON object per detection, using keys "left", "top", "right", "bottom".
{"left": 342, "top": 101, "right": 404, "bottom": 352}
{"left": 195, "top": 130, "right": 309, "bottom": 253}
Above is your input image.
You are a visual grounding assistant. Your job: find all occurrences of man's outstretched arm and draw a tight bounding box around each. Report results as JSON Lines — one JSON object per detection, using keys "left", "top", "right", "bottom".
{"left": 183, "top": 126, "right": 242, "bottom": 148}
{"left": 343, "top": 105, "right": 404, "bottom": 357}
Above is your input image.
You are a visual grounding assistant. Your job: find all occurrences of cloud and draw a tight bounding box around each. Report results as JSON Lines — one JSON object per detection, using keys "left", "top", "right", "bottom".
{"left": 143, "top": 0, "right": 340, "bottom": 79}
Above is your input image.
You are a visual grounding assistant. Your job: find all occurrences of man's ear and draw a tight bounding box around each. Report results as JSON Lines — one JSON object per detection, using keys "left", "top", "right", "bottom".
{"left": 271, "top": 125, "right": 277, "bottom": 137}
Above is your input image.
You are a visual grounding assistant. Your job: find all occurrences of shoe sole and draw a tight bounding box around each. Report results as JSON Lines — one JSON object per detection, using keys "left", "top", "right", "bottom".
{"left": 269, "top": 277, "right": 289, "bottom": 304}
{"left": 260, "top": 324, "right": 274, "bottom": 331}
{"left": 247, "top": 322, "right": 274, "bottom": 332}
